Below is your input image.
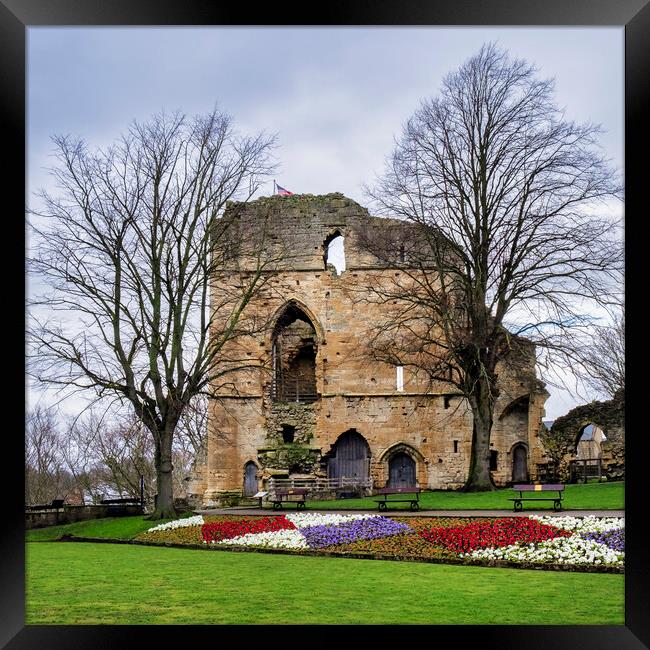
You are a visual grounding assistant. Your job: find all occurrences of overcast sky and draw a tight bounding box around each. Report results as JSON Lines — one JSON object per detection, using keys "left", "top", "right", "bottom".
{"left": 27, "top": 26, "right": 624, "bottom": 420}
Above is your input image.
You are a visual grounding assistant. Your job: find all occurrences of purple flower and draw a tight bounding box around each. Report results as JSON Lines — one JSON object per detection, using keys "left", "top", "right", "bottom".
{"left": 581, "top": 528, "right": 625, "bottom": 552}
{"left": 301, "top": 516, "right": 412, "bottom": 549}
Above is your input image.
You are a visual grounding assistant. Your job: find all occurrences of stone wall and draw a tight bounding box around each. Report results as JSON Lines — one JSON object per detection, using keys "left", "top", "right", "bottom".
{"left": 540, "top": 390, "right": 625, "bottom": 481}
{"left": 193, "top": 194, "right": 551, "bottom": 505}
{"left": 25, "top": 504, "right": 144, "bottom": 529}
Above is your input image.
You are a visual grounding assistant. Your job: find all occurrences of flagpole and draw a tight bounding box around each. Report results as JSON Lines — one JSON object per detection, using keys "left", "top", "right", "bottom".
{"left": 273, "top": 179, "right": 276, "bottom": 196}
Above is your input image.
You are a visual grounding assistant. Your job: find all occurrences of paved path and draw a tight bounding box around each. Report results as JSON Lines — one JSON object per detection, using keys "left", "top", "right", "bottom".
{"left": 196, "top": 507, "right": 624, "bottom": 518}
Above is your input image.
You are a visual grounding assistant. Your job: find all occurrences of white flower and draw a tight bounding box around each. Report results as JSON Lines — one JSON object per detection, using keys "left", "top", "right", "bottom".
{"left": 218, "top": 529, "right": 309, "bottom": 549}
{"left": 145, "top": 514, "right": 204, "bottom": 533}
{"left": 530, "top": 515, "right": 623, "bottom": 534}
{"left": 466, "top": 533, "right": 623, "bottom": 567}
{"left": 284, "top": 513, "right": 375, "bottom": 529}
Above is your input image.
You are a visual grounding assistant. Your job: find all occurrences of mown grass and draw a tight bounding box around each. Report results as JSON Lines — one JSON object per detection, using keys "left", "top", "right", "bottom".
{"left": 25, "top": 513, "right": 194, "bottom": 542}
{"left": 26, "top": 541, "right": 624, "bottom": 625}
{"left": 300, "top": 481, "right": 624, "bottom": 511}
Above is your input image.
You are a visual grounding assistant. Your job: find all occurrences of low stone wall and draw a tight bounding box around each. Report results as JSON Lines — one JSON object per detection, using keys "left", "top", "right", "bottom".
{"left": 25, "top": 504, "right": 144, "bottom": 529}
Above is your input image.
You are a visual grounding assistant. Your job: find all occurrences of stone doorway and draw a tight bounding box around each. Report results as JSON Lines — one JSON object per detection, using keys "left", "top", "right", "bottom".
{"left": 327, "top": 429, "right": 370, "bottom": 481}
{"left": 388, "top": 452, "right": 416, "bottom": 487}
{"left": 243, "top": 461, "right": 258, "bottom": 496}
{"left": 511, "top": 444, "right": 529, "bottom": 483}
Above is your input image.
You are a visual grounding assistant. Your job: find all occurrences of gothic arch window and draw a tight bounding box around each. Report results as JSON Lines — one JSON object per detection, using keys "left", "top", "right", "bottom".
{"left": 271, "top": 302, "right": 319, "bottom": 403}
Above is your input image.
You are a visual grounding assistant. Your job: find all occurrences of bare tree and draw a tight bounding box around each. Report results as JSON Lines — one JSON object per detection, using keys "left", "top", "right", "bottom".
{"left": 362, "top": 43, "right": 622, "bottom": 490}
{"left": 574, "top": 307, "right": 624, "bottom": 400}
{"left": 59, "top": 413, "right": 105, "bottom": 505}
{"left": 28, "top": 108, "right": 281, "bottom": 517}
{"left": 25, "top": 406, "right": 66, "bottom": 504}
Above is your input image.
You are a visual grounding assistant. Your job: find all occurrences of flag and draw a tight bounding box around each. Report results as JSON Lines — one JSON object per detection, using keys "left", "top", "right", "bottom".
{"left": 276, "top": 184, "right": 294, "bottom": 196}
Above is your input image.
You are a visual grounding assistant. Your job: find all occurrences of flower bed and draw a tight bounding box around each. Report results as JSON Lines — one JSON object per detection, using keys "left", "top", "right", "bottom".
{"left": 201, "top": 515, "right": 295, "bottom": 544}
{"left": 417, "top": 517, "right": 572, "bottom": 554}
{"left": 133, "top": 513, "right": 624, "bottom": 571}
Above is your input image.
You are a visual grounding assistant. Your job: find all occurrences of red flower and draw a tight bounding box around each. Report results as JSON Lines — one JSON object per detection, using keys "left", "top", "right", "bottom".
{"left": 201, "top": 516, "right": 296, "bottom": 543}
{"left": 418, "top": 518, "right": 571, "bottom": 554}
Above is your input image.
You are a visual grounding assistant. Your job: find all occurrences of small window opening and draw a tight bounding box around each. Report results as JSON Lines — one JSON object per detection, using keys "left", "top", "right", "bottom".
{"left": 324, "top": 233, "right": 346, "bottom": 275}
{"left": 281, "top": 424, "right": 295, "bottom": 444}
{"left": 396, "top": 366, "right": 404, "bottom": 392}
{"left": 399, "top": 243, "right": 405, "bottom": 262}
{"left": 453, "top": 440, "right": 459, "bottom": 453}
{"left": 490, "top": 450, "right": 498, "bottom": 471}
{"left": 444, "top": 395, "right": 451, "bottom": 409}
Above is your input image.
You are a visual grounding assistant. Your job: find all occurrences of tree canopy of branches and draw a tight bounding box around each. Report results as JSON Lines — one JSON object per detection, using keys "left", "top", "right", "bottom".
{"left": 363, "top": 43, "right": 623, "bottom": 490}
{"left": 28, "top": 108, "right": 280, "bottom": 517}
{"left": 575, "top": 307, "right": 624, "bottom": 400}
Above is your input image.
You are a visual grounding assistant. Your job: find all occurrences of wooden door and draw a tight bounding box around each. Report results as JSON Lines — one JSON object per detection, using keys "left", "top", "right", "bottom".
{"left": 512, "top": 445, "right": 529, "bottom": 483}
{"left": 388, "top": 452, "right": 416, "bottom": 487}
{"left": 243, "top": 462, "right": 258, "bottom": 496}
{"left": 327, "top": 430, "right": 370, "bottom": 480}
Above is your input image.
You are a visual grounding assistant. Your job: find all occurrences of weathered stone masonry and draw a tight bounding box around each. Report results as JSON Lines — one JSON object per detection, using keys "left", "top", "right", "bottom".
{"left": 186, "top": 193, "right": 552, "bottom": 506}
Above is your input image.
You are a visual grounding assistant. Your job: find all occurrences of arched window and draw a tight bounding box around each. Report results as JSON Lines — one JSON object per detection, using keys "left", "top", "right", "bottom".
{"left": 324, "top": 232, "right": 346, "bottom": 275}
{"left": 271, "top": 303, "right": 318, "bottom": 403}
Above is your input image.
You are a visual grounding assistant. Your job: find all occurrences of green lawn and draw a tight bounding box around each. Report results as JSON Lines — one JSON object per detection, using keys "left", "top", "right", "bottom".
{"left": 25, "top": 513, "right": 192, "bottom": 542}
{"left": 26, "top": 541, "right": 624, "bottom": 625}
{"left": 301, "top": 481, "right": 624, "bottom": 511}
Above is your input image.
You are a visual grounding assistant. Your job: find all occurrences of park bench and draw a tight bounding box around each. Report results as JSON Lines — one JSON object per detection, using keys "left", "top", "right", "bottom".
{"left": 25, "top": 498, "right": 65, "bottom": 512}
{"left": 269, "top": 488, "right": 308, "bottom": 510}
{"left": 510, "top": 483, "right": 564, "bottom": 512}
{"left": 374, "top": 487, "right": 421, "bottom": 511}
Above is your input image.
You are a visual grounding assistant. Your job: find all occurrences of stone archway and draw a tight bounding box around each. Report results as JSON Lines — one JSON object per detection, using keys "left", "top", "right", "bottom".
{"left": 326, "top": 429, "right": 370, "bottom": 481}
{"left": 379, "top": 443, "right": 424, "bottom": 488}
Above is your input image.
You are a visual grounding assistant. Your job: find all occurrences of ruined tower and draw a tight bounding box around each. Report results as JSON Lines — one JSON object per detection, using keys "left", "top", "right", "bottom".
{"left": 186, "top": 193, "right": 549, "bottom": 506}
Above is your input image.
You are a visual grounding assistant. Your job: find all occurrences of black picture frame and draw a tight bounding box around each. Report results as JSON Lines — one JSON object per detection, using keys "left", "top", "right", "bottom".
{"left": 3, "top": 1, "right": 647, "bottom": 647}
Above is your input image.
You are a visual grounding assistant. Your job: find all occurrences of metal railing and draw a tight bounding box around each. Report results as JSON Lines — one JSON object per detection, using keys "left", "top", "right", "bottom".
{"left": 569, "top": 458, "right": 604, "bottom": 483}
{"left": 267, "top": 477, "right": 373, "bottom": 493}
{"left": 271, "top": 377, "right": 318, "bottom": 403}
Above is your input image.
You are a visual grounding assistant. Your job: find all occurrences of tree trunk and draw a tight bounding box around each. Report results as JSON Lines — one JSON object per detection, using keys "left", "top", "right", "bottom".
{"left": 149, "top": 426, "right": 177, "bottom": 520}
{"left": 463, "top": 375, "right": 496, "bottom": 491}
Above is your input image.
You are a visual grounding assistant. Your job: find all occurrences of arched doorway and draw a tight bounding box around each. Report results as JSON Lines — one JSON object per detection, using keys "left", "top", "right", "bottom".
{"left": 576, "top": 423, "right": 606, "bottom": 461}
{"left": 243, "top": 461, "right": 258, "bottom": 496}
{"left": 388, "top": 452, "right": 416, "bottom": 487}
{"left": 327, "top": 430, "right": 370, "bottom": 481}
{"left": 511, "top": 444, "right": 529, "bottom": 483}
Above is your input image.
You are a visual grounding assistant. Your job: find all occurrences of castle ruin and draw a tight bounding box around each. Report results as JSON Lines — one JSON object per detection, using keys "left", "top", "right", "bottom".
{"left": 186, "top": 193, "right": 551, "bottom": 506}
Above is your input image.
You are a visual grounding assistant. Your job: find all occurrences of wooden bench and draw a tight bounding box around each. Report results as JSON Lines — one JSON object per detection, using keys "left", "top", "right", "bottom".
{"left": 269, "top": 488, "right": 308, "bottom": 510}
{"left": 374, "top": 487, "right": 421, "bottom": 511}
{"left": 510, "top": 483, "right": 564, "bottom": 512}
{"left": 25, "top": 498, "right": 65, "bottom": 512}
